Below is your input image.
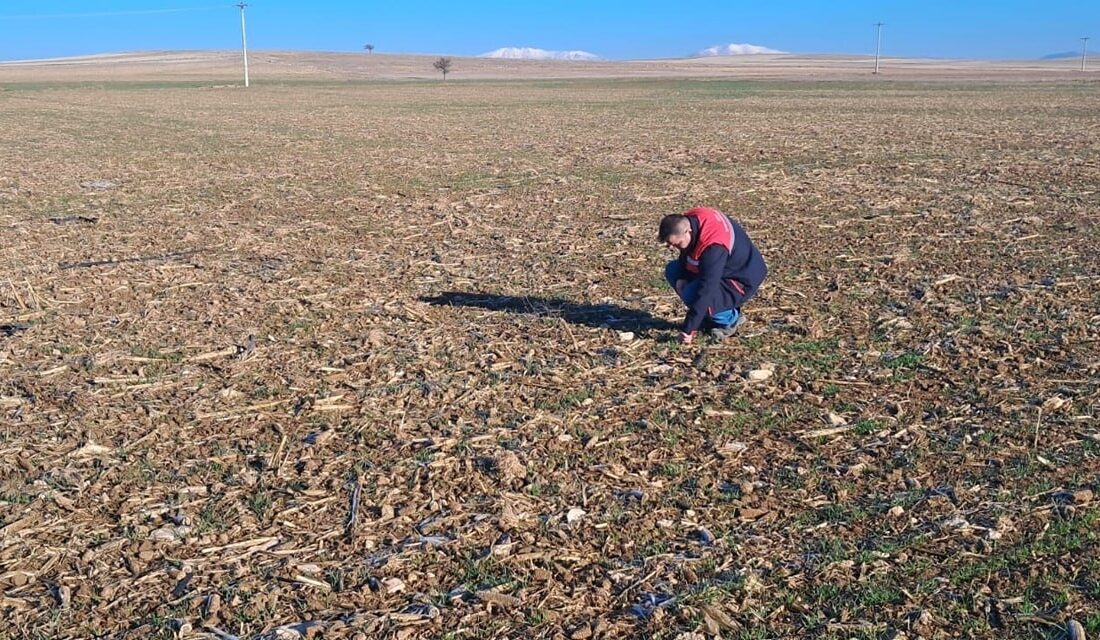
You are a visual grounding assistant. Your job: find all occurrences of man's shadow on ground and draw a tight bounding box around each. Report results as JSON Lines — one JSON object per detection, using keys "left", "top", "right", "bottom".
{"left": 419, "top": 291, "right": 677, "bottom": 333}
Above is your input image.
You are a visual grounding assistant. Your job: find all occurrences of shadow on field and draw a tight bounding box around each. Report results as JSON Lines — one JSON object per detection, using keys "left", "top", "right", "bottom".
{"left": 420, "top": 291, "right": 677, "bottom": 332}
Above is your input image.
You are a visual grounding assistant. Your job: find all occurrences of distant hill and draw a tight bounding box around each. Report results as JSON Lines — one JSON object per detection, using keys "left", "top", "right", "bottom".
{"left": 693, "top": 43, "right": 784, "bottom": 57}
{"left": 480, "top": 47, "right": 600, "bottom": 61}
{"left": 1040, "top": 51, "right": 1078, "bottom": 60}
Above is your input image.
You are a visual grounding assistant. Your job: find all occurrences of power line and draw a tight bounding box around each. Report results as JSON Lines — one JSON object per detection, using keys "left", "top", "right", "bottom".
{"left": 0, "top": 7, "right": 223, "bottom": 20}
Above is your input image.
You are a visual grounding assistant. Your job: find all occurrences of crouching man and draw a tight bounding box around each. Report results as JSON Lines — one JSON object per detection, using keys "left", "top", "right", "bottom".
{"left": 659, "top": 207, "right": 767, "bottom": 344}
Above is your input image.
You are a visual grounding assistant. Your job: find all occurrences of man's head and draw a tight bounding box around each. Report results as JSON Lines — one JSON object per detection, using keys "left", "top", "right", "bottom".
{"left": 658, "top": 214, "right": 692, "bottom": 251}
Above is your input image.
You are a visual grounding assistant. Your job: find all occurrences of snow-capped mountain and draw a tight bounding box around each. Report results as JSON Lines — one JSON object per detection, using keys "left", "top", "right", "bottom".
{"left": 693, "top": 43, "right": 784, "bottom": 57}
{"left": 480, "top": 47, "right": 600, "bottom": 61}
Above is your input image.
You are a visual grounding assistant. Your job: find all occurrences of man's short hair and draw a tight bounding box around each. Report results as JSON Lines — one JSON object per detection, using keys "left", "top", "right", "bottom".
{"left": 658, "top": 214, "right": 689, "bottom": 242}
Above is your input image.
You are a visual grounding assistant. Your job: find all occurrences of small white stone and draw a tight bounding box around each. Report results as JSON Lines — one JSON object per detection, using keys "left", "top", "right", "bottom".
{"left": 382, "top": 577, "right": 406, "bottom": 594}
{"left": 566, "top": 508, "right": 586, "bottom": 524}
{"left": 81, "top": 179, "right": 117, "bottom": 190}
{"left": 747, "top": 369, "right": 773, "bottom": 381}
{"left": 618, "top": 331, "right": 635, "bottom": 342}
{"left": 942, "top": 515, "right": 970, "bottom": 530}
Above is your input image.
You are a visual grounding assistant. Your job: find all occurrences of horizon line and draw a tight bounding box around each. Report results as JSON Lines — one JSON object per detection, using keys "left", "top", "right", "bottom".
{"left": 0, "top": 47, "right": 1084, "bottom": 65}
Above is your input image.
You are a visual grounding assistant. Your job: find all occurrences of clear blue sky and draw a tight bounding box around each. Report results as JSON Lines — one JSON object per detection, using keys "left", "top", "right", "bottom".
{"left": 1, "top": 1, "right": 1096, "bottom": 62}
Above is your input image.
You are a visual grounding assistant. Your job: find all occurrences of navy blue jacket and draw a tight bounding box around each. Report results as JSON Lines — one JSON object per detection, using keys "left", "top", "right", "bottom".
{"left": 679, "top": 211, "right": 767, "bottom": 334}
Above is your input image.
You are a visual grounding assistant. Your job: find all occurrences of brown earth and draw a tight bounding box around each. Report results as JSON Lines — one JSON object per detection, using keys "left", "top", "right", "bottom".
{"left": 0, "top": 61, "right": 1098, "bottom": 640}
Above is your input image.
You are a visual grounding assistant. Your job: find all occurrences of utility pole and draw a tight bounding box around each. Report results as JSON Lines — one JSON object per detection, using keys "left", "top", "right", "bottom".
{"left": 1083, "top": 37, "right": 1091, "bottom": 72}
{"left": 237, "top": 2, "right": 249, "bottom": 87}
{"left": 873, "top": 22, "right": 884, "bottom": 74}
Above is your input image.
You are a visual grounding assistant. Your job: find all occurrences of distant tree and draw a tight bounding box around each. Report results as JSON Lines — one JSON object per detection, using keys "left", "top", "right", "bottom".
{"left": 364, "top": 44, "right": 374, "bottom": 54}
{"left": 433, "top": 56, "right": 452, "bottom": 80}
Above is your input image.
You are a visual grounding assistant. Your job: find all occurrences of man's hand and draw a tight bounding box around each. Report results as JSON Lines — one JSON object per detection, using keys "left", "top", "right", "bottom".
{"left": 680, "top": 331, "right": 695, "bottom": 345}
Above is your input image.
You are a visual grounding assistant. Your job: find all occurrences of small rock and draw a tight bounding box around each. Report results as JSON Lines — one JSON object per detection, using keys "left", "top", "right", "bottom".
{"left": 617, "top": 331, "right": 635, "bottom": 342}
{"left": 747, "top": 369, "right": 773, "bottom": 381}
{"left": 80, "top": 179, "right": 117, "bottom": 190}
{"left": 150, "top": 525, "right": 190, "bottom": 544}
{"left": 566, "top": 507, "right": 586, "bottom": 524}
{"left": 382, "top": 577, "right": 406, "bottom": 594}
{"left": 68, "top": 442, "right": 113, "bottom": 459}
{"left": 476, "top": 590, "right": 522, "bottom": 608}
{"left": 827, "top": 412, "right": 847, "bottom": 426}
{"left": 1041, "top": 396, "right": 1069, "bottom": 412}
{"left": 888, "top": 505, "right": 905, "bottom": 518}
{"left": 490, "top": 532, "right": 514, "bottom": 557}
{"left": 716, "top": 441, "right": 748, "bottom": 459}
{"left": 237, "top": 468, "right": 259, "bottom": 487}
{"left": 941, "top": 515, "right": 970, "bottom": 530}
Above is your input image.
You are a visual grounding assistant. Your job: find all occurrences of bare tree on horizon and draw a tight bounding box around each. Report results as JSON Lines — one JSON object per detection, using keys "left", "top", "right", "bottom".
{"left": 433, "top": 57, "right": 452, "bottom": 80}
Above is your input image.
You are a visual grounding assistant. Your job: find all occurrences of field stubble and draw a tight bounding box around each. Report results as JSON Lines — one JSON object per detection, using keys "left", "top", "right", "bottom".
{"left": 1, "top": 79, "right": 1098, "bottom": 639}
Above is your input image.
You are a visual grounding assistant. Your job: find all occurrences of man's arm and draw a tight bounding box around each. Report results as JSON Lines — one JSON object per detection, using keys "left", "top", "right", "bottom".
{"left": 681, "top": 245, "right": 728, "bottom": 336}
